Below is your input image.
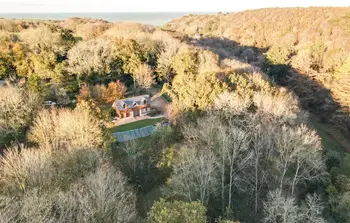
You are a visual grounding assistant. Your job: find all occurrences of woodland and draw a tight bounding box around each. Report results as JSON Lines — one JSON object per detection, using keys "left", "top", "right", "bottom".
{"left": 0, "top": 7, "right": 350, "bottom": 222}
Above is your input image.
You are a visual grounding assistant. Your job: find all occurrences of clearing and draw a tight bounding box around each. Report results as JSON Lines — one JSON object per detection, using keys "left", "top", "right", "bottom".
{"left": 310, "top": 113, "right": 350, "bottom": 153}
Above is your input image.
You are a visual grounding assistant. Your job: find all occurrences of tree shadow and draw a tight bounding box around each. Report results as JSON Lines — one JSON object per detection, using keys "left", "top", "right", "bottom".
{"left": 186, "top": 36, "right": 350, "bottom": 144}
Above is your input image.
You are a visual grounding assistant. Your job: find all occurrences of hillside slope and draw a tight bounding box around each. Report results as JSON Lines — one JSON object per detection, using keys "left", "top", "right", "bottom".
{"left": 165, "top": 7, "right": 350, "bottom": 136}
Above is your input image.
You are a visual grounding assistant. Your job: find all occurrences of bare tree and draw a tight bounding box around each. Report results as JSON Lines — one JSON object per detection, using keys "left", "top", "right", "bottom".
{"left": 0, "top": 85, "right": 41, "bottom": 146}
{"left": 122, "top": 140, "right": 144, "bottom": 175}
{"left": 0, "top": 146, "right": 104, "bottom": 194}
{"left": 198, "top": 50, "right": 220, "bottom": 74}
{"left": 70, "top": 165, "right": 137, "bottom": 222}
{"left": 299, "top": 194, "right": 325, "bottom": 223}
{"left": 264, "top": 191, "right": 325, "bottom": 223}
{"left": 273, "top": 125, "right": 326, "bottom": 195}
{"left": 214, "top": 92, "right": 251, "bottom": 117}
{"left": 104, "top": 22, "right": 153, "bottom": 40}
{"left": 263, "top": 190, "right": 299, "bottom": 223}
{"left": 253, "top": 91, "right": 308, "bottom": 125}
{"left": 175, "top": 104, "right": 327, "bottom": 220}
{"left": 29, "top": 106, "right": 103, "bottom": 150}
{"left": 249, "top": 123, "right": 275, "bottom": 216}
{"left": 21, "top": 26, "right": 64, "bottom": 54}
{"left": 67, "top": 38, "right": 117, "bottom": 86}
{"left": 134, "top": 63, "right": 155, "bottom": 89}
{"left": 170, "top": 147, "right": 218, "bottom": 205}
{"left": 0, "top": 165, "right": 137, "bottom": 223}
{"left": 180, "top": 114, "right": 253, "bottom": 213}
{"left": 76, "top": 22, "right": 112, "bottom": 40}
{"left": 221, "top": 124, "right": 251, "bottom": 212}
{"left": 0, "top": 146, "right": 137, "bottom": 222}
{"left": 153, "top": 31, "right": 183, "bottom": 82}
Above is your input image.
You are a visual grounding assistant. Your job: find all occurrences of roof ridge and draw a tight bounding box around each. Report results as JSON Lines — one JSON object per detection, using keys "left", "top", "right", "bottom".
{"left": 116, "top": 94, "right": 150, "bottom": 102}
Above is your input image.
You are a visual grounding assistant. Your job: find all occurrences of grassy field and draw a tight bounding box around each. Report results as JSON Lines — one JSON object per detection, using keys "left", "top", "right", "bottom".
{"left": 109, "top": 118, "right": 163, "bottom": 133}
{"left": 309, "top": 114, "right": 349, "bottom": 154}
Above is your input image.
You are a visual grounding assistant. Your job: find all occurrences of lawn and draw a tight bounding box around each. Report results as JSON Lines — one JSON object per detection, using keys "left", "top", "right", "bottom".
{"left": 109, "top": 118, "right": 163, "bottom": 133}
{"left": 161, "top": 93, "right": 172, "bottom": 103}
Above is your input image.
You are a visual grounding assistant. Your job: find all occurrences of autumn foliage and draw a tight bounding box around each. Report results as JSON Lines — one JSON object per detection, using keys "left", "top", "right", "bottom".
{"left": 165, "top": 7, "right": 350, "bottom": 135}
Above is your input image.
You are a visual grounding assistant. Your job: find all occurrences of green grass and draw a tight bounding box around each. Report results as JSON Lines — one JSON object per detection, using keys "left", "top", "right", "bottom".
{"left": 311, "top": 120, "right": 343, "bottom": 152}
{"left": 310, "top": 118, "right": 348, "bottom": 155}
{"left": 109, "top": 118, "right": 163, "bottom": 133}
{"left": 161, "top": 93, "right": 172, "bottom": 103}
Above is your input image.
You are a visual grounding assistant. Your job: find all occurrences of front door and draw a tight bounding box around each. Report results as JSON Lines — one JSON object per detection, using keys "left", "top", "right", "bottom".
{"left": 134, "top": 109, "right": 139, "bottom": 117}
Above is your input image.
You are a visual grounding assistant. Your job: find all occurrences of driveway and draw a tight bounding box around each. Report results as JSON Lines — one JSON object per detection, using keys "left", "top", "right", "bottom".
{"left": 151, "top": 94, "right": 169, "bottom": 118}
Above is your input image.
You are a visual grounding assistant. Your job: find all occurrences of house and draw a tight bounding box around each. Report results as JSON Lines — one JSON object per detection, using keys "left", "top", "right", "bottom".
{"left": 42, "top": 101, "right": 57, "bottom": 108}
{"left": 112, "top": 95, "right": 151, "bottom": 119}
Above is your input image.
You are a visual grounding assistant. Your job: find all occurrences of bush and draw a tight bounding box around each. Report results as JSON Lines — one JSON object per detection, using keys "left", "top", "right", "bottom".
{"left": 147, "top": 199, "right": 207, "bottom": 223}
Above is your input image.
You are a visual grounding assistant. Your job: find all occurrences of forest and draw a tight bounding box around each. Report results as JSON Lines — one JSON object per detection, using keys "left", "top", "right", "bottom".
{"left": 166, "top": 7, "right": 350, "bottom": 136}
{"left": 0, "top": 7, "right": 350, "bottom": 223}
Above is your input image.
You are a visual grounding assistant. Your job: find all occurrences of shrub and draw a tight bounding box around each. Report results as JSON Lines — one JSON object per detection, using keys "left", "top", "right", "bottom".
{"left": 147, "top": 199, "right": 207, "bottom": 223}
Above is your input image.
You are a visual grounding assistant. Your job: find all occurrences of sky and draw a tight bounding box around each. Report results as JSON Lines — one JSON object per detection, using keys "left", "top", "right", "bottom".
{"left": 0, "top": 0, "right": 348, "bottom": 13}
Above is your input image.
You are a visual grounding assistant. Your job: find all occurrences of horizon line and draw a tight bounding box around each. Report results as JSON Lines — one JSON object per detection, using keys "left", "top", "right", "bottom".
{"left": 1, "top": 6, "right": 348, "bottom": 14}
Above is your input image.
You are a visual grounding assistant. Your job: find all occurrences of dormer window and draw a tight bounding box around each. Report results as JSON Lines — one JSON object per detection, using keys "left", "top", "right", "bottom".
{"left": 143, "top": 99, "right": 147, "bottom": 105}
{"left": 122, "top": 103, "right": 127, "bottom": 109}
{"left": 132, "top": 102, "right": 137, "bottom": 107}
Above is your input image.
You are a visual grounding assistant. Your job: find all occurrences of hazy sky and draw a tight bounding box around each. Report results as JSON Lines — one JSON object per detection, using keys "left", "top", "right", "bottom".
{"left": 0, "top": 0, "right": 348, "bottom": 13}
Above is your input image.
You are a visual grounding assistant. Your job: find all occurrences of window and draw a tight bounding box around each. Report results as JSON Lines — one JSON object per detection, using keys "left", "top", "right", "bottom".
{"left": 132, "top": 102, "right": 137, "bottom": 107}
{"left": 122, "top": 103, "right": 127, "bottom": 109}
{"left": 143, "top": 99, "right": 147, "bottom": 105}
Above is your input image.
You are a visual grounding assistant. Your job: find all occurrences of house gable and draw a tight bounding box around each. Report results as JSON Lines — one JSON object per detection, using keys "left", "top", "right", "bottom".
{"left": 113, "top": 95, "right": 151, "bottom": 111}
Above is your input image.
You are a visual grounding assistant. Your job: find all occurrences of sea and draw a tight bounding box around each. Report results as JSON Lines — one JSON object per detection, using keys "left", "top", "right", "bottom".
{"left": 0, "top": 12, "right": 214, "bottom": 26}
